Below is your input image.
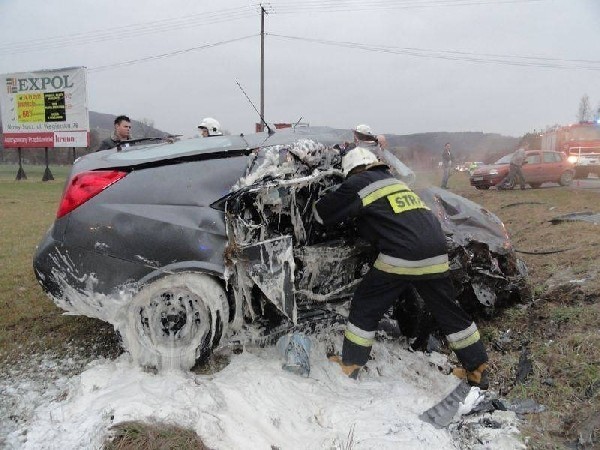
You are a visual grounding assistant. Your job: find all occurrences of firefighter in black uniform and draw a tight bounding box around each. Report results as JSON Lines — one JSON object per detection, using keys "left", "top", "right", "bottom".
{"left": 313, "top": 147, "right": 489, "bottom": 388}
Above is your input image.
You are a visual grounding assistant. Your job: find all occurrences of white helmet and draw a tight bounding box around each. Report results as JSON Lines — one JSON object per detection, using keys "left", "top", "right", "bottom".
{"left": 198, "top": 117, "right": 222, "bottom": 136}
{"left": 354, "top": 124, "right": 373, "bottom": 136}
{"left": 342, "top": 146, "right": 379, "bottom": 176}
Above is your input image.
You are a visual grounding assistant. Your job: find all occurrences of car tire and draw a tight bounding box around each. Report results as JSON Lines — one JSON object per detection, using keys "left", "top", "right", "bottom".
{"left": 501, "top": 179, "right": 515, "bottom": 189}
{"left": 120, "top": 272, "right": 228, "bottom": 371}
{"left": 475, "top": 186, "right": 490, "bottom": 190}
{"left": 559, "top": 171, "right": 574, "bottom": 186}
{"left": 529, "top": 183, "right": 542, "bottom": 189}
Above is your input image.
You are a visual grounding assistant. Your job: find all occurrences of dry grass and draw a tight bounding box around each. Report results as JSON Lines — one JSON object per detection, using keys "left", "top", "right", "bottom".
{"left": 0, "top": 164, "right": 121, "bottom": 362}
{"left": 105, "top": 421, "right": 211, "bottom": 450}
{"left": 428, "top": 171, "right": 600, "bottom": 449}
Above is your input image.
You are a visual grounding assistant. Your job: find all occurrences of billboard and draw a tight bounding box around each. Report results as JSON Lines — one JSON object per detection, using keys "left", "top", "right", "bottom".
{"left": 0, "top": 66, "right": 90, "bottom": 148}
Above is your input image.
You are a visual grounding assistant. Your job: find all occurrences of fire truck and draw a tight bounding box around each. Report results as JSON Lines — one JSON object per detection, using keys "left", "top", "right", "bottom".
{"left": 541, "top": 122, "right": 600, "bottom": 179}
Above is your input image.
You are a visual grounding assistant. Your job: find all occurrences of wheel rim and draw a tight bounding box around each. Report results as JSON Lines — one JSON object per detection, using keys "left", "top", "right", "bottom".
{"left": 122, "top": 273, "right": 227, "bottom": 371}
{"left": 136, "top": 287, "right": 211, "bottom": 351}
{"left": 561, "top": 172, "right": 573, "bottom": 185}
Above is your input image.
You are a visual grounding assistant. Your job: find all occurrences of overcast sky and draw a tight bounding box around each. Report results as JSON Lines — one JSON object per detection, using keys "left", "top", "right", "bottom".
{"left": 1, "top": 0, "right": 599, "bottom": 138}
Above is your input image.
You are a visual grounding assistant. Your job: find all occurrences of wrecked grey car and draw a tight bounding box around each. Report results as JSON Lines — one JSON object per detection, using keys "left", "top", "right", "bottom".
{"left": 33, "top": 127, "right": 528, "bottom": 370}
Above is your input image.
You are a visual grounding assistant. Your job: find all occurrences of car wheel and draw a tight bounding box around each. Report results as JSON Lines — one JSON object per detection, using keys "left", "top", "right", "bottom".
{"left": 529, "top": 183, "right": 542, "bottom": 189}
{"left": 559, "top": 171, "right": 574, "bottom": 186}
{"left": 120, "top": 272, "right": 228, "bottom": 371}
{"left": 496, "top": 179, "right": 514, "bottom": 190}
{"left": 475, "top": 186, "right": 490, "bottom": 190}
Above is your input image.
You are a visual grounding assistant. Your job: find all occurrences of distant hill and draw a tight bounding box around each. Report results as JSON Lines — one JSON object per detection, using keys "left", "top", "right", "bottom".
{"left": 311, "top": 127, "right": 520, "bottom": 167}
{"left": 384, "top": 131, "right": 519, "bottom": 167}
{"left": 0, "top": 114, "right": 519, "bottom": 166}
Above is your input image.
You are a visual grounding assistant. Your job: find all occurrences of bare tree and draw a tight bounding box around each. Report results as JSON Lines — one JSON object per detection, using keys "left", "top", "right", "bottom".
{"left": 577, "top": 94, "right": 592, "bottom": 122}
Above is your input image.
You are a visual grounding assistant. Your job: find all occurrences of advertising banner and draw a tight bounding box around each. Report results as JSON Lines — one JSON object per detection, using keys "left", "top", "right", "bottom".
{"left": 0, "top": 66, "right": 90, "bottom": 148}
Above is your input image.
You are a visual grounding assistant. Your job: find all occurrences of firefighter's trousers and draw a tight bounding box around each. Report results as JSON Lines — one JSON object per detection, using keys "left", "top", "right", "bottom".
{"left": 342, "top": 268, "right": 488, "bottom": 371}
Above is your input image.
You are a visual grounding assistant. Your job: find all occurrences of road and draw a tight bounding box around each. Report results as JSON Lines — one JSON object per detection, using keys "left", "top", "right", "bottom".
{"left": 569, "top": 177, "right": 600, "bottom": 192}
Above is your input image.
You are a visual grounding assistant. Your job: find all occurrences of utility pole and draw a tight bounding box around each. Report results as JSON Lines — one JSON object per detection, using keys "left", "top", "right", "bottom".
{"left": 260, "top": 4, "right": 266, "bottom": 132}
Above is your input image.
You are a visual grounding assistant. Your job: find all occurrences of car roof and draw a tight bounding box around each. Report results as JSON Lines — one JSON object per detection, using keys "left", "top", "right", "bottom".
{"left": 78, "top": 126, "right": 353, "bottom": 172}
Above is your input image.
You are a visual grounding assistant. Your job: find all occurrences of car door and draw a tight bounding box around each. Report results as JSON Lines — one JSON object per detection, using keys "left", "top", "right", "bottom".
{"left": 522, "top": 152, "right": 542, "bottom": 183}
{"left": 542, "top": 151, "right": 562, "bottom": 181}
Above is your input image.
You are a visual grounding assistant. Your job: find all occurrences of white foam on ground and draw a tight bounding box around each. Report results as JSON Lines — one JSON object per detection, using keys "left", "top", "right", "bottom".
{"left": 3, "top": 338, "right": 524, "bottom": 450}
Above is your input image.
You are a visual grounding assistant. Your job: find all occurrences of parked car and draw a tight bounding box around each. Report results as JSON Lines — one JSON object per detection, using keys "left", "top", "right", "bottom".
{"left": 469, "top": 150, "right": 575, "bottom": 189}
{"left": 34, "top": 127, "right": 529, "bottom": 371}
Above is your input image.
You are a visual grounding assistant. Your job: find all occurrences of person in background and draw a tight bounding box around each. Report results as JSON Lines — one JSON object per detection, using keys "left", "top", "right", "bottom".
{"left": 498, "top": 143, "right": 528, "bottom": 190}
{"left": 353, "top": 124, "right": 415, "bottom": 185}
{"left": 97, "top": 115, "right": 131, "bottom": 151}
{"left": 353, "top": 124, "right": 379, "bottom": 156}
{"left": 313, "top": 147, "right": 490, "bottom": 388}
{"left": 376, "top": 134, "right": 388, "bottom": 149}
{"left": 441, "top": 142, "right": 453, "bottom": 189}
{"left": 468, "top": 161, "right": 479, "bottom": 176}
{"left": 198, "top": 117, "right": 223, "bottom": 137}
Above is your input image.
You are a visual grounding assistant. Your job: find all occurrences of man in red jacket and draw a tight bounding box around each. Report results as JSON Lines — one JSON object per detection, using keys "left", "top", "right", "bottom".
{"left": 314, "top": 147, "right": 489, "bottom": 388}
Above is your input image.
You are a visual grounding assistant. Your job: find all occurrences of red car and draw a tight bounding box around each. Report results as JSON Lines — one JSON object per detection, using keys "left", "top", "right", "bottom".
{"left": 469, "top": 150, "right": 575, "bottom": 189}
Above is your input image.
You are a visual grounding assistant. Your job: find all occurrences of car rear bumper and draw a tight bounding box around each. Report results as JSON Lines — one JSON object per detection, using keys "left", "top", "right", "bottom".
{"left": 33, "top": 227, "right": 153, "bottom": 298}
{"left": 470, "top": 175, "right": 503, "bottom": 188}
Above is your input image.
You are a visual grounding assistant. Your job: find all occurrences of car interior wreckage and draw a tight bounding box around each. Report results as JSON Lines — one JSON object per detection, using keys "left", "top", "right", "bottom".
{"left": 218, "top": 135, "right": 530, "bottom": 354}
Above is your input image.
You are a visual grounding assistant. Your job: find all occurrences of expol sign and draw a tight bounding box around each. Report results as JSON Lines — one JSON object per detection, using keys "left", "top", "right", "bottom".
{"left": 11, "top": 75, "right": 74, "bottom": 91}
{"left": 0, "top": 66, "right": 90, "bottom": 148}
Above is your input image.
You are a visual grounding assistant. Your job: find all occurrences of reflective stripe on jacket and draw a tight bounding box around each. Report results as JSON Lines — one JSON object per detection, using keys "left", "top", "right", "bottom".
{"left": 315, "top": 166, "right": 449, "bottom": 278}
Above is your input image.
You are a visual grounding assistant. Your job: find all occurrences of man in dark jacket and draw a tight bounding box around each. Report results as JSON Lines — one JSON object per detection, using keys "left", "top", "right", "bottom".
{"left": 96, "top": 115, "right": 131, "bottom": 151}
{"left": 441, "top": 142, "right": 453, "bottom": 188}
{"left": 498, "top": 143, "right": 528, "bottom": 190}
{"left": 314, "top": 147, "right": 489, "bottom": 388}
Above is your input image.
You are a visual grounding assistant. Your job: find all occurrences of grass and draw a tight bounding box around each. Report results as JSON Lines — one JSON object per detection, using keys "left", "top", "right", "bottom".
{"left": 436, "top": 171, "right": 600, "bottom": 449}
{"left": 105, "top": 421, "right": 210, "bottom": 450}
{"left": 1, "top": 164, "right": 599, "bottom": 448}
{"left": 0, "top": 164, "right": 120, "bottom": 361}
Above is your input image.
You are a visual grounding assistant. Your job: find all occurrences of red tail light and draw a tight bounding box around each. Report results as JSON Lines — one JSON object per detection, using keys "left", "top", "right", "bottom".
{"left": 57, "top": 170, "right": 127, "bottom": 218}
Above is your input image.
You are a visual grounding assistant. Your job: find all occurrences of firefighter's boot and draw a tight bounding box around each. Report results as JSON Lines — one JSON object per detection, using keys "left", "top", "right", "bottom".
{"left": 452, "top": 363, "right": 489, "bottom": 390}
{"left": 328, "top": 355, "right": 362, "bottom": 380}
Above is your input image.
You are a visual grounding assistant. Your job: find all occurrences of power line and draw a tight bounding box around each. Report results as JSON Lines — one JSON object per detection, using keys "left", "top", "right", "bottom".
{"left": 88, "top": 35, "right": 257, "bottom": 73}
{"left": 267, "top": 33, "right": 600, "bottom": 71}
{"left": 0, "top": 7, "right": 255, "bottom": 56}
{"left": 1, "top": 0, "right": 549, "bottom": 55}
{"left": 264, "top": 0, "right": 547, "bottom": 13}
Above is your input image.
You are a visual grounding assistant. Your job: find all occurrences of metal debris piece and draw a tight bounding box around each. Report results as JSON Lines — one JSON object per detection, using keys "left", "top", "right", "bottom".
{"left": 420, "top": 381, "right": 472, "bottom": 428}
{"left": 515, "top": 348, "right": 533, "bottom": 384}
{"left": 506, "top": 398, "right": 545, "bottom": 415}
{"left": 550, "top": 212, "right": 600, "bottom": 225}
{"left": 500, "top": 201, "right": 546, "bottom": 209}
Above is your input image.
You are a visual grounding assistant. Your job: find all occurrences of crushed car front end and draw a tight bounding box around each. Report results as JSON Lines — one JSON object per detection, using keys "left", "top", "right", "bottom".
{"left": 220, "top": 129, "right": 530, "bottom": 342}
